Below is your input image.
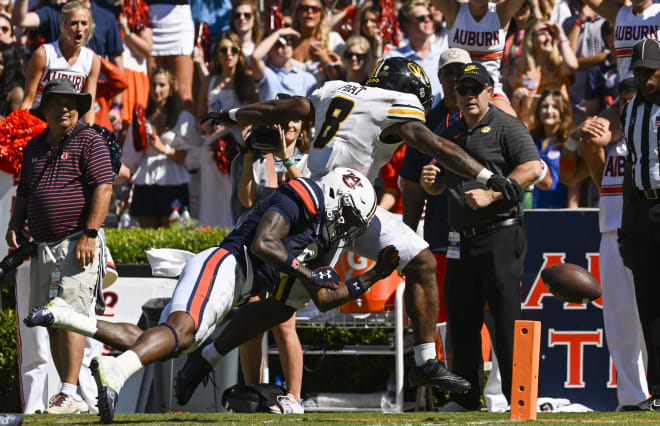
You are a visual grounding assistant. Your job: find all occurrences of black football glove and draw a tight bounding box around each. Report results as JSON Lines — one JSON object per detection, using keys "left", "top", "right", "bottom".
{"left": 310, "top": 266, "right": 340, "bottom": 290}
{"left": 487, "top": 174, "right": 523, "bottom": 202}
{"left": 201, "top": 109, "right": 237, "bottom": 126}
{"left": 372, "top": 245, "right": 400, "bottom": 279}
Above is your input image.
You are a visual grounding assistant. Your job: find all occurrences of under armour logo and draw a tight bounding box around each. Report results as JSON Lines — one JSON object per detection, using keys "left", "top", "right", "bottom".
{"left": 32, "top": 157, "right": 38, "bottom": 164}
{"left": 351, "top": 281, "right": 361, "bottom": 290}
{"left": 319, "top": 271, "right": 333, "bottom": 279}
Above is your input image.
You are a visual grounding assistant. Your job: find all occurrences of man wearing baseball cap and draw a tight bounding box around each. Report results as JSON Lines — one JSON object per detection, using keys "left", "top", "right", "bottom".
{"left": 424, "top": 62, "right": 542, "bottom": 411}
{"left": 616, "top": 38, "right": 660, "bottom": 410}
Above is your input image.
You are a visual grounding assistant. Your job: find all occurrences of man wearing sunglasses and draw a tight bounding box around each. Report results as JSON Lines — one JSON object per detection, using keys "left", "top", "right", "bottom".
{"left": 250, "top": 27, "right": 317, "bottom": 101}
{"left": 424, "top": 62, "right": 542, "bottom": 411}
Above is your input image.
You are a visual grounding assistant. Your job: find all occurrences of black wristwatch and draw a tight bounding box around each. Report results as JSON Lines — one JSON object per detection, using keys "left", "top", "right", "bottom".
{"left": 83, "top": 228, "right": 98, "bottom": 238}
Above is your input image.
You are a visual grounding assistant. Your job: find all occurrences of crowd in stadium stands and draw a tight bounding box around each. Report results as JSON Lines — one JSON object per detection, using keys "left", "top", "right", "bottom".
{"left": 3, "top": 0, "right": 659, "bottom": 415}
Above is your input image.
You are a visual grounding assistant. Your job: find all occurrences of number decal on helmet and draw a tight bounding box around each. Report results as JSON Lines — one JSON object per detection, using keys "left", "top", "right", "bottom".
{"left": 313, "top": 96, "right": 356, "bottom": 149}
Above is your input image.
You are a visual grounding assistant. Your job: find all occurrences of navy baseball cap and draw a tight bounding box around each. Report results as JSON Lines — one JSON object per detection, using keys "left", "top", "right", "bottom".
{"left": 455, "top": 63, "right": 494, "bottom": 87}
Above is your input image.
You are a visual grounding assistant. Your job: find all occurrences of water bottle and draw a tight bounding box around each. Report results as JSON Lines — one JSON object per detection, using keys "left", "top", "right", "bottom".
{"left": 523, "top": 185, "right": 534, "bottom": 210}
{"left": 169, "top": 206, "right": 181, "bottom": 224}
{"left": 119, "top": 210, "right": 131, "bottom": 229}
{"left": 181, "top": 207, "right": 191, "bottom": 224}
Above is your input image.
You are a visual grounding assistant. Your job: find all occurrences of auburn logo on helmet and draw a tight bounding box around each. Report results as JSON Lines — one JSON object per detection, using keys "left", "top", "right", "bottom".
{"left": 342, "top": 172, "right": 364, "bottom": 189}
{"left": 407, "top": 63, "right": 431, "bottom": 87}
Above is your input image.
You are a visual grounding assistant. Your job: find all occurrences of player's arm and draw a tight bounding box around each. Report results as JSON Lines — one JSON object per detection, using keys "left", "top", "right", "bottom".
{"left": 251, "top": 210, "right": 316, "bottom": 283}
{"left": 388, "top": 120, "right": 523, "bottom": 201}
{"left": 304, "top": 246, "right": 400, "bottom": 312}
{"left": 202, "top": 97, "right": 315, "bottom": 127}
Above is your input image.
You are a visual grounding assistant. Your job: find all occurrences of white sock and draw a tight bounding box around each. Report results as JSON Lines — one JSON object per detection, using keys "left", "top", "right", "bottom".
{"left": 414, "top": 342, "right": 437, "bottom": 366}
{"left": 201, "top": 343, "right": 223, "bottom": 367}
{"left": 74, "top": 386, "right": 84, "bottom": 402}
{"left": 60, "top": 382, "right": 78, "bottom": 398}
{"left": 115, "top": 350, "right": 144, "bottom": 389}
{"left": 54, "top": 308, "right": 98, "bottom": 337}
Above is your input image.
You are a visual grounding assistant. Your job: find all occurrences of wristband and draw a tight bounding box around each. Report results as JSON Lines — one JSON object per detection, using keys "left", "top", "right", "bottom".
{"left": 565, "top": 137, "right": 579, "bottom": 151}
{"left": 228, "top": 108, "right": 239, "bottom": 121}
{"left": 533, "top": 160, "right": 548, "bottom": 185}
{"left": 282, "top": 253, "right": 301, "bottom": 275}
{"left": 475, "top": 168, "right": 494, "bottom": 184}
{"left": 559, "top": 39, "right": 570, "bottom": 44}
{"left": 283, "top": 158, "right": 295, "bottom": 167}
{"left": 111, "top": 105, "right": 122, "bottom": 111}
{"left": 346, "top": 276, "right": 367, "bottom": 299}
{"left": 164, "top": 145, "right": 173, "bottom": 155}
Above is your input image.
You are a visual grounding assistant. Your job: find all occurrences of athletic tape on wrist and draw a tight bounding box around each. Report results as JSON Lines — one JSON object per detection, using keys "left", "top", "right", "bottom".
{"left": 476, "top": 168, "right": 494, "bottom": 184}
{"left": 346, "top": 276, "right": 367, "bottom": 299}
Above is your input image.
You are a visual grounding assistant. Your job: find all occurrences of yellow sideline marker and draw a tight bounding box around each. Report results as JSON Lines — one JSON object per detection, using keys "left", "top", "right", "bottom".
{"left": 510, "top": 320, "right": 541, "bottom": 421}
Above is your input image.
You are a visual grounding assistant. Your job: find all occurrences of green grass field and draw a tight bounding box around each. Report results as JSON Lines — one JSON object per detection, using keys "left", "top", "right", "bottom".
{"left": 17, "top": 411, "right": 660, "bottom": 425}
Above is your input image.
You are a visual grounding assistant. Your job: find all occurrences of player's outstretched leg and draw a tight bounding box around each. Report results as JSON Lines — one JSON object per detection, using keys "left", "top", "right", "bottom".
{"left": 174, "top": 345, "right": 214, "bottom": 405}
{"left": 24, "top": 297, "right": 143, "bottom": 351}
{"left": 403, "top": 249, "right": 470, "bottom": 392}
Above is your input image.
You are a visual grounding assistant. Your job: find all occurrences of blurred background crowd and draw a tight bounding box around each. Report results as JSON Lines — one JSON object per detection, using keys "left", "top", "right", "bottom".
{"left": 0, "top": 0, "right": 649, "bottom": 227}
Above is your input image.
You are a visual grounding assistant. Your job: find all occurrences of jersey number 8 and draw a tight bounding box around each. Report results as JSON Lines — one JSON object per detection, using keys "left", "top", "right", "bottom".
{"left": 313, "top": 96, "right": 356, "bottom": 149}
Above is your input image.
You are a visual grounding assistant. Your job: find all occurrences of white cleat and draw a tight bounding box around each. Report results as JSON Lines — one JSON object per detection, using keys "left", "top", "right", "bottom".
{"left": 45, "top": 393, "right": 89, "bottom": 414}
{"left": 91, "top": 356, "right": 123, "bottom": 423}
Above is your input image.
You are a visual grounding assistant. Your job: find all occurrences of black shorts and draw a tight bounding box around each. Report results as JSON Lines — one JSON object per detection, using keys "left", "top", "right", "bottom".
{"left": 130, "top": 183, "right": 189, "bottom": 217}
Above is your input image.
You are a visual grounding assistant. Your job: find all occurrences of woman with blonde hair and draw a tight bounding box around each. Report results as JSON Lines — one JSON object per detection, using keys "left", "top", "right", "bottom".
{"left": 194, "top": 31, "right": 257, "bottom": 228}
{"left": 291, "top": 0, "right": 345, "bottom": 83}
{"left": 510, "top": 19, "right": 577, "bottom": 129}
{"left": 229, "top": 0, "right": 262, "bottom": 60}
{"left": 340, "top": 35, "right": 374, "bottom": 83}
{"left": 21, "top": 0, "right": 100, "bottom": 125}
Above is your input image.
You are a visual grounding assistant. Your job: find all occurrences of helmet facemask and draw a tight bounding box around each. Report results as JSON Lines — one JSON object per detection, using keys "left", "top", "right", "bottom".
{"left": 321, "top": 191, "right": 369, "bottom": 248}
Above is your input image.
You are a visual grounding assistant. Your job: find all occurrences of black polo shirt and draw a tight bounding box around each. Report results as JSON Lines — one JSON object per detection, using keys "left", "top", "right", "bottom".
{"left": 442, "top": 105, "right": 539, "bottom": 230}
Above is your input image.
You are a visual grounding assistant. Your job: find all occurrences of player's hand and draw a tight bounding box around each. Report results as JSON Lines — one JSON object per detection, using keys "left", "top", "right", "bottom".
{"left": 201, "top": 109, "right": 236, "bottom": 126}
{"left": 486, "top": 174, "right": 523, "bottom": 202}
{"left": 310, "top": 266, "right": 340, "bottom": 290}
{"left": 372, "top": 245, "right": 399, "bottom": 279}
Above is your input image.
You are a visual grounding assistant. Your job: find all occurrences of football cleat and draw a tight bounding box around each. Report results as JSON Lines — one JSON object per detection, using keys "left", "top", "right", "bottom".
{"left": 91, "top": 357, "right": 120, "bottom": 423}
{"left": 24, "top": 306, "right": 54, "bottom": 328}
{"left": 174, "top": 346, "right": 214, "bottom": 405}
{"left": 408, "top": 359, "right": 471, "bottom": 393}
{"left": 0, "top": 413, "right": 23, "bottom": 425}
{"left": 45, "top": 393, "right": 88, "bottom": 414}
{"left": 622, "top": 395, "right": 660, "bottom": 411}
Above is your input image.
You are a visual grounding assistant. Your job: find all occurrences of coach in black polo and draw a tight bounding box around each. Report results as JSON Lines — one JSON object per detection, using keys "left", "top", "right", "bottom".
{"left": 438, "top": 63, "right": 541, "bottom": 411}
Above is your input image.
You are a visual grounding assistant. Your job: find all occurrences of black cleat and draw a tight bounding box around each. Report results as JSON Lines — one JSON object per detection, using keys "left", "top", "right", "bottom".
{"left": 0, "top": 413, "right": 23, "bottom": 426}
{"left": 91, "top": 358, "right": 119, "bottom": 423}
{"left": 408, "top": 359, "right": 471, "bottom": 393}
{"left": 24, "top": 306, "right": 54, "bottom": 328}
{"left": 174, "top": 346, "right": 214, "bottom": 405}
{"left": 622, "top": 396, "right": 660, "bottom": 411}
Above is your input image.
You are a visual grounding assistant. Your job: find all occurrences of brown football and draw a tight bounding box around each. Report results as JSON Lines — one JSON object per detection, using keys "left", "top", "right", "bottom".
{"left": 541, "top": 263, "right": 602, "bottom": 304}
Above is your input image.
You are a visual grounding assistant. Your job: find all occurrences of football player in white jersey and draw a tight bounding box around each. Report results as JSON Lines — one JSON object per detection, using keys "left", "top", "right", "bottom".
{"left": 170, "top": 57, "right": 525, "bottom": 402}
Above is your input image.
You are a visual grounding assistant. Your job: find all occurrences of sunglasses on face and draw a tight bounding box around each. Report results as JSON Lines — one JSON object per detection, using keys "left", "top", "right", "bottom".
{"left": 456, "top": 84, "right": 486, "bottom": 96}
{"left": 233, "top": 12, "right": 252, "bottom": 20}
{"left": 298, "top": 5, "right": 321, "bottom": 13}
{"left": 219, "top": 46, "right": 239, "bottom": 55}
{"left": 414, "top": 13, "right": 433, "bottom": 23}
{"left": 343, "top": 51, "right": 367, "bottom": 61}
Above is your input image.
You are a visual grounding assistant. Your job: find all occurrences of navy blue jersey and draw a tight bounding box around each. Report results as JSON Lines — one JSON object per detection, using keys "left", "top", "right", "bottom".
{"left": 220, "top": 177, "right": 325, "bottom": 294}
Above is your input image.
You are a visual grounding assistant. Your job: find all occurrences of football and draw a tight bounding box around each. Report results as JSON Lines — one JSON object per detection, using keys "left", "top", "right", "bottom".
{"left": 540, "top": 263, "right": 602, "bottom": 304}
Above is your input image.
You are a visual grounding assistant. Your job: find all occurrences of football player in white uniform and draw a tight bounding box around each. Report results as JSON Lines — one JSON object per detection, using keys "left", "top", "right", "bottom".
{"left": 174, "top": 57, "right": 523, "bottom": 402}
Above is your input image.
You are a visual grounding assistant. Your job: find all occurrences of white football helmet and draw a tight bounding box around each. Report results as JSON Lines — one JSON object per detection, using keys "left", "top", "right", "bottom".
{"left": 318, "top": 168, "right": 377, "bottom": 247}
